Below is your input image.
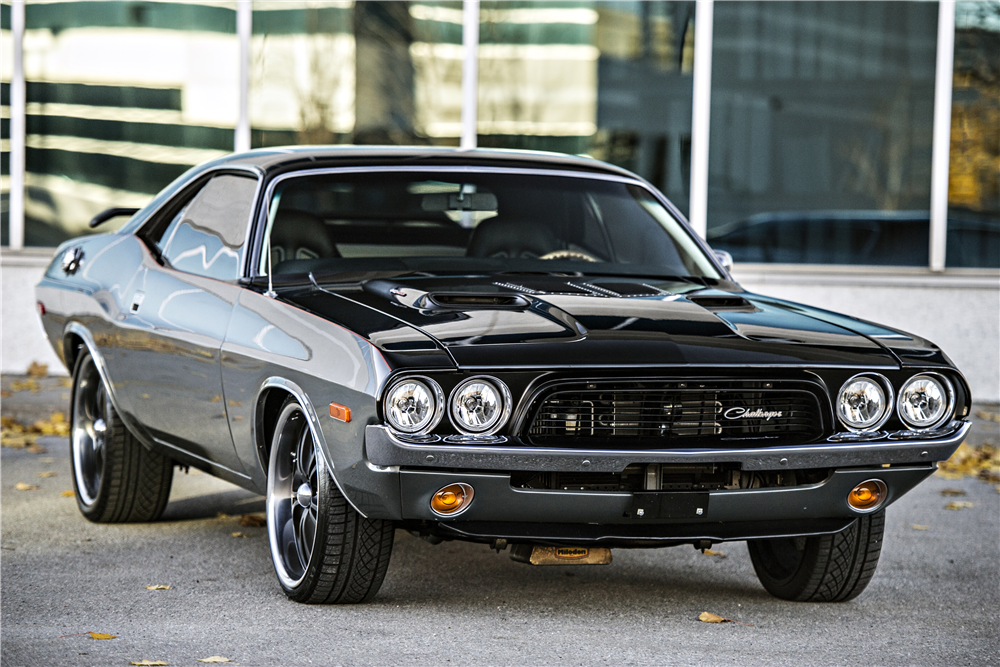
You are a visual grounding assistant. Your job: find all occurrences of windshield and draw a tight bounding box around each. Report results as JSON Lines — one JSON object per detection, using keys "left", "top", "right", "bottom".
{"left": 260, "top": 170, "right": 720, "bottom": 280}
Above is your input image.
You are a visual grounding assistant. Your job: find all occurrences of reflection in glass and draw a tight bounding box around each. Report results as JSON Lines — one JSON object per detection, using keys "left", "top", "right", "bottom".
{"left": 947, "top": 1, "right": 999, "bottom": 268}
{"left": 706, "top": 1, "right": 941, "bottom": 266}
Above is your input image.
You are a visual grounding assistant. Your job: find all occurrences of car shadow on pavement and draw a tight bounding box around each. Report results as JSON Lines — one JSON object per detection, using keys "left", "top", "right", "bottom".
{"left": 160, "top": 489, "right": 264, "bottom": 522}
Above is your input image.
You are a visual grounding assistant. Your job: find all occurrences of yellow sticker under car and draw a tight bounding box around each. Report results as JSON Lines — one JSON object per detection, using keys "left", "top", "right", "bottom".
{"left": 555, "top": 547, "right": 589, "bottom": 559}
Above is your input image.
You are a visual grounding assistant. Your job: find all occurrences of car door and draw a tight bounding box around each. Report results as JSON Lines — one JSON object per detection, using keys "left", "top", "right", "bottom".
{"left": 117, "top": 171, "right": 260, "bottom": 478}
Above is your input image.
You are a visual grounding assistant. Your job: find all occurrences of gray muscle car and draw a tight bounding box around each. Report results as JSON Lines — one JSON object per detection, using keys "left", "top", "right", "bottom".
{"left": 36, "top": 147, "right": 970, "bottom": 604}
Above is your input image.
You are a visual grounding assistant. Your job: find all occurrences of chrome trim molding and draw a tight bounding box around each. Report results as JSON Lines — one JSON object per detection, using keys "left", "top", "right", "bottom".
{"left": 365, "top": 420, "right": 970, "bottom": 473}
{"left": 256, "top": 376, "right": 368, "bottom": 518}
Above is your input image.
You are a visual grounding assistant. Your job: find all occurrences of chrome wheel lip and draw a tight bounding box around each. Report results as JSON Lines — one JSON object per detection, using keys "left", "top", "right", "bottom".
{"left": 71, "top": 357, "right": 106, "bottom": 507}
{"left": 267, "top": 402, "right": 322, "bottom": 591}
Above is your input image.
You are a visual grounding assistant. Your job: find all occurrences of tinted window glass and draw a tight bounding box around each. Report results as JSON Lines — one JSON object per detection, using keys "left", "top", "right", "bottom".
{"left": 159, "top": 174, "right": 258, "bottom": 281}
{"left": 263, "top": 170, "right": 719, "bottom": 280}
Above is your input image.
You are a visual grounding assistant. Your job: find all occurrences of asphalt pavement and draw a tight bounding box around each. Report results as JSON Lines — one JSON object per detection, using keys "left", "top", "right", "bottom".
{"left": 2, "top": 375, "right": 998, "bottom": 666}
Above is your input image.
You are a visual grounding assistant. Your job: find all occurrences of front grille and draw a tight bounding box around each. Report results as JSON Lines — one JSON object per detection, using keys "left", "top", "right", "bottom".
{"left": 524, "top": 380, "right": 825, "bottom": 449}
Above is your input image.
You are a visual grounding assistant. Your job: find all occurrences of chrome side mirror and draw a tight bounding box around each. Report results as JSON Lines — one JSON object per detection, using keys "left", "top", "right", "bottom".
{"left": 713, "top": 249, "right": 734, "bottom": 272}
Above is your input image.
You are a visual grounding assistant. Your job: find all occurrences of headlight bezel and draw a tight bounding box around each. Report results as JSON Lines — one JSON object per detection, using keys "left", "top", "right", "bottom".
{"left": 383, "top": 375, "right": 445, "bottom": 435}
{"left": 448, "top": 376, "right": 512, "bottom": 436}
{"left": 836, "top": 373, "right": 894, "bottom": 433}
{"left": 897, "top": 372, "right": 954, "bottom": 431}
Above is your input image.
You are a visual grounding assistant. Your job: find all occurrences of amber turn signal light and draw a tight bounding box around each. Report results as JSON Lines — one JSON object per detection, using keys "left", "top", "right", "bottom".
{"left": 847, "top": 479, "right": 887, "bottom": 512}
{"left": 329, "top": 402, "right": 351, "bottom": 423}
{"left": 430, "top": 483, "right": 474, "bottom": 516}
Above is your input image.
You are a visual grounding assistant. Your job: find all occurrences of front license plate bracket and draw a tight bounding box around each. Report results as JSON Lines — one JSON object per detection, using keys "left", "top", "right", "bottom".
{"left": 628, "top": 492, "right": 709, "bottom": 520}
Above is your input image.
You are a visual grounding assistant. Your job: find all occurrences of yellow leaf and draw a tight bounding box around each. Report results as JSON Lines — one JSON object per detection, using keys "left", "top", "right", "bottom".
{"left": 60, "top": 377, "right": 73, "bottom": 388}
{"left": 89, "top": 632, "right": 117, "bottom": 640}
{"left": 945, "top": 501, "right": 974, "bottom": 510}
{"left": 1, "top": 433, "right": 37, "bottom": 448}
{"left": 26, "top": 362, "right": 48, "bottom": 377}
{"left": 698, "top": 611, "right": 729, "bottom": 623}
{"left": 130, "top": 661, "right": 168, "bottom": 666}
{"left": 26, "top": 443, "right": 48, "bottom": 454}
{"left": 37, "top": 471, "right": 58, "bottom": 478}
{"left": 10, "top": 378, "right": 40, "bottom": 392}
{"left": 974, "top": 409, "right": 1000, "bottom": 423}
{"left": 197, "top": 657, "right": 233, "bottom": 664}
{"left": 61, "top": 490, "right": 75, "bottom": 497}
{"left": 14, "top": 482, "right": 39, "bottom": 491}
{"left": 238, "top": 514, "right": 266, "bottom": 527}
{"left": 911, "top": 524, "right": 930, "bottom": 530}
{"left": 940, "top": 488, "right": 966, "bottom": 497}
{"left": 231, "top": 531, "right": 250, "bottom": 538}
{"left": 702, "top": 549, "right": 726, "bottom": 558}
{"left": 210, "top": 395, "right": 223, "bottom": 403}
{"left": 145, "top": 584, "right": 172, "bottom": 590}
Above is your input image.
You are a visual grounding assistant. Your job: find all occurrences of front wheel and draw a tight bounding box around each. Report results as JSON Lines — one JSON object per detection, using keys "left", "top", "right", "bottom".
{"left": 747, "top": 511, "right": 885, "bottom": 602}
{"left": 266, "top": 397, "right": 394, "bottom": 604}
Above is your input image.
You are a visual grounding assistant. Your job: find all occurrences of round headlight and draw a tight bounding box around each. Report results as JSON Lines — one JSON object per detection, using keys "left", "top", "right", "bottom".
{"left": 898, "top": 374, "right": 953, "bottom": 430}
{"left": 449, "top": 377, "right": 511, "bottom": 435}
{"left": 384, "top": 377, "right": 443, "bottom": 434}
{"left": 837, "top": 375, "right": 891, "bottom": 431}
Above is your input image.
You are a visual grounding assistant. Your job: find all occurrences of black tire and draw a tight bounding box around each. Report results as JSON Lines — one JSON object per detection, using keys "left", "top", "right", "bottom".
{"left": 266, "top": 396, "right": 394, "bottom": 604}
{"left": 70, "top": 351, "right": 173, "bottom": 523}
{"left": 747, "top": 511, "right": 885, "bottom": 602}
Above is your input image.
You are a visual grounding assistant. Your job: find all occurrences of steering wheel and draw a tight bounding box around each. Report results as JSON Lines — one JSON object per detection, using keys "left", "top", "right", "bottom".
{"left": 538, "top": 249, "right": 599, "bottom": 262}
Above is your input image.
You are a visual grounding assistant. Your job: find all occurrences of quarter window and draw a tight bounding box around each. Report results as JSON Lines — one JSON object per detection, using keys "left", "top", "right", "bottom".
{"left": 155, "top": 174, "right": 258, "bottom": 281}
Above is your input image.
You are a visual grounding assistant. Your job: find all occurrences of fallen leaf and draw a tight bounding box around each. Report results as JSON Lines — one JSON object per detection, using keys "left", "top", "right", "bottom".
{"left": 974, "top": 409, "right": 1000, "bottom": 423}
{"left": 702, "top": 549, "right": 727, "bottom": 558}
{"left": 197, "top": 657, "right": 232, "bottom": 664}
{"left": 37, "top": 471, "right": 58, "bottom": 478}
{"left": 1, "top": 430, "right": 37, "bottom": 448}
{"left": 10, "top": 378, "right": 40, "bottom": 392}
{"left": 39, "top": 457, "right": 55, "bottom": 463}
{"left": 129, "top": 661, "right": 168, "bottom": 666}
{"left": 216, "top": 513, "right": 231, "bottom": 519}
{"left": 231, "top": 531, "right": 250, "bottom": 538}
{"left": 940, "top": 488, "right": 966, "bottom": 496}
{"left": 945, "top": 501, "right": 974, "bottom": 510}
{"left": 27, "top": 362, "right": 49, "bottom": 377}
{"left": 15, "top": 482, "right": 39, "bottom": 491}
{"left": 937, "top": 443, "right": 1000, "bottom": 482}
{"left": 145, "top": 584, "right": 172, "bottom": 590}
{"left": 911, "top": 524, "right": 930, "bottom": 530}
{"left": 26, "top": 443, "right": 48, "bottom": 454}
{"left": 60, "top": 377, "right": 73, "bottom": 388}
{"left": 0, "top": 389, "right": 11, "bottom": 398}
{"left": 210, "top": 395, "right": 223, "bottom": 403}
{"left": 34, "top": 412, "right": 70, "bottom": 436}
{"left": 698, "top": 611, "right": 729, "bottom": 623}
{"left": 238, "top": 514, "right": 266, "bottom": 527}
{"left": 61, "top": 490, "right": 75, "bottom": 497}
{"left": 89, "top": 632, "right": 117, "bottom": 640}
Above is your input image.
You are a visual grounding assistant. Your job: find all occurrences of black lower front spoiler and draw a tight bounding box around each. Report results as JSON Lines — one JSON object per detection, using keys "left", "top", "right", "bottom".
{"left": 419, "top": 517, "right": 857, "bottom": 549}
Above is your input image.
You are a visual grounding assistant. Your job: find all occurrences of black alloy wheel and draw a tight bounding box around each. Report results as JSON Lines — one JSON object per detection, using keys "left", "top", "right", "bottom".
{"left": 70, "top": 350, "right": 173, "bottom": 522}
{"left": 747, "top": 511, "right": 885, "bottom": 602}
{"left": 266, "top": 396, "right": 394, "bottom": 604}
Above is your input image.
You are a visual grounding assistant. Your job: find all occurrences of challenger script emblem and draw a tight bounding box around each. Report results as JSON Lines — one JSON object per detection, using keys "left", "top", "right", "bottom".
{"left": 723, "top": 407, "right": 784, "bottom": 420}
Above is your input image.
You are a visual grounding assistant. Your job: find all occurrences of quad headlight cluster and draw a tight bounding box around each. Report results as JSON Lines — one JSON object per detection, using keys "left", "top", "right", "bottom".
{"left": 836, "top": 372, "right": 954, "bottom": 432}
{"left": 384, "top": 375, "right": 511, "bottom": 436}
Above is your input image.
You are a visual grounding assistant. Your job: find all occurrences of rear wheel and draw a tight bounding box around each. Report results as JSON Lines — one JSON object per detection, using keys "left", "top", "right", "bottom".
{"left": 266, "top": 397, "right": 394, "bottom": 604}
{"left": 71, "top": 351, "right": 173, "bottom": 522}
{"left": 747, "top": 511, "right": 885, "bottom": 602}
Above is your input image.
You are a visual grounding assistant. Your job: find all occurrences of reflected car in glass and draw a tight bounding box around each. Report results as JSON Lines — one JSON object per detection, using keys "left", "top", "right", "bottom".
{"left": 36, "top": 148, "right": 971, "bottom": 604}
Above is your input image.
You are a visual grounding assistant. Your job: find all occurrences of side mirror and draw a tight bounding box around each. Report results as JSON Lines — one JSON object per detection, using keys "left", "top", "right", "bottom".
{"left": 89, "top": 207, "right": 139, "bottom": 229}
{"left": 713, "top": 249, "right": 734, "bottom": 272}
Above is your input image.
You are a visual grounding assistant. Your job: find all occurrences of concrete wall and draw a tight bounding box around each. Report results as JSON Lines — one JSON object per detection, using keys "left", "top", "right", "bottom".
{"left": 3, "top": 249, "right": 998, "bottom": 400}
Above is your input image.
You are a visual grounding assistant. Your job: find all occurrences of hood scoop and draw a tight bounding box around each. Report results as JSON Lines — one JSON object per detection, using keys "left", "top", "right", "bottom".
{"left": 424, "top": 293, "right": 530, "bottom": 309}
{"left": 688, "top": 295, "right": 759, "bottom": 313}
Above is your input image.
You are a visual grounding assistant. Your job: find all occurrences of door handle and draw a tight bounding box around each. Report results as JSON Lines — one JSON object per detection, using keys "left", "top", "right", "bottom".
{"left": 130, "top": 291, "right": 145, "bottom": 313}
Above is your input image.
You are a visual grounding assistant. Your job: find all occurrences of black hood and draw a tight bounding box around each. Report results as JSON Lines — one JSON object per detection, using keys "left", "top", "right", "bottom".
{"left": 284, "top": 274, "right": 910, "bottom": 369}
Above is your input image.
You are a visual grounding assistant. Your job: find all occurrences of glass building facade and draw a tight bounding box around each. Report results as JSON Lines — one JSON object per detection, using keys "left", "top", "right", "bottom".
{"left": 2, "top": 0, "right": 997, "bottom": 268}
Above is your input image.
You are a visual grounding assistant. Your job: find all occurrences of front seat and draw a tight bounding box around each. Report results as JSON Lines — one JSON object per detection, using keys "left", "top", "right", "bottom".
{"left": 269, "top": 209, "right": 339, "bottom": 266}
{"left": 467, "top": 218, "right": 560, "bottom": 259}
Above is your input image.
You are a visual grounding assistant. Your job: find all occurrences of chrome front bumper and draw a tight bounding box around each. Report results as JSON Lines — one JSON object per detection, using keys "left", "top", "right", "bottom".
{"left": 365, "top": 421, "right": 969, "bottom": 473}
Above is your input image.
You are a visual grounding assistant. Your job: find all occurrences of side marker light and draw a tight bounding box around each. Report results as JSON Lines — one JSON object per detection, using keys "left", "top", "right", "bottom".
{"left": 329, "top": 403, "right": 351, "bottom": 423}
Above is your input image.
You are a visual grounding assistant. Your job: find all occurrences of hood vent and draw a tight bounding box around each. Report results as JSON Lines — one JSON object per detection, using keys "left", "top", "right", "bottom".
{"left": 688, "top": 295, "right": 758, "bottom": 312}
{"left": 426, "top": 293, "right": 530, "bottom": 309}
